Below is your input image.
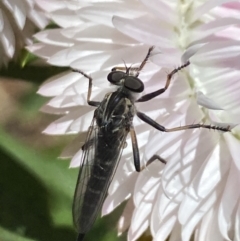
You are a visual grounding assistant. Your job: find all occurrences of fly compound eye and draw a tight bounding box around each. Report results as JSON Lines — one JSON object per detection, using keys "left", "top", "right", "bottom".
{"left": 107, "top": 71, "right": 126, "bottom": 85}
{"left": 124, "top": 76, "right": 144, "bottom": 93}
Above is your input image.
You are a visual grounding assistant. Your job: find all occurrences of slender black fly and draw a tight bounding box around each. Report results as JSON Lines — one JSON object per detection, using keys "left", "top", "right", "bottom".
{"left": 72, "top": 47, "right": 230, "bottom": 241}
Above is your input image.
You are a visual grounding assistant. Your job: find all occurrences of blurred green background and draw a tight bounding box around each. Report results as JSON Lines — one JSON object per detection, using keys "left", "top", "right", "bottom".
{"left": 0, "top": 54, "right": 140, "bottom": 241}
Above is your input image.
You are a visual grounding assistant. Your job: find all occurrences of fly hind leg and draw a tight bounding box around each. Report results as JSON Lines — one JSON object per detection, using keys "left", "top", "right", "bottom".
{"left": 72, "top": 68, "right": 100, "bottom": 107}
{"left": 130, "top": 125, "right": 167, "bottom": 172}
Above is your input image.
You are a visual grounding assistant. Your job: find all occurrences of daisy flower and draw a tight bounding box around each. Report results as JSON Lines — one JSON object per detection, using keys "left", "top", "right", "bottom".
{"left": 27, "top": 1, "right": 240, "bottom": 241}
{"left": 0, "top": 0, "right": 48, "bottom": 66}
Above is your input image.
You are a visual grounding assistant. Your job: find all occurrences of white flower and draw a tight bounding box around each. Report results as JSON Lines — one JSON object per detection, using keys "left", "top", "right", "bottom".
{"left": 0, "top": 0, "right": 48, "bottom": 65}
{"left": 28, "top": 1, "right": 240, "bottom": 241}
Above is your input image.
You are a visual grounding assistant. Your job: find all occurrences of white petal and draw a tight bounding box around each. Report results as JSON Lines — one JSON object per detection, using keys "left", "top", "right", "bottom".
{"left": 224, "top": 133, "right": 240, "bottom": 170}
{"left": 70, "top": 109, "right": 94, "bottom": 133}
{"left": 197, "top": 209, "right": 214, "bottom": 241}
{"left": 26, "top": 43, "right": 64, "bottom": 59}
{"left": 3, "top": 0, "right": 26, "bottom": 29}
{"left": 35, "top": 0, "right": 68, "bottom": 12}
{"left": 37, "top": 71, "right": 81, "bottom": 97}
{"left": 34, "top": 29, "right": 75, "bottom": 47}
{"left": 218, "top": 162, "right": 240, "bottom": 241}
{"left": 180, "top": 188, "right": 220, "bottom": 241}
{"left": 50, "top": 9, "right": 84, "bottom": 28}
{"left": 189, "top": 139, "right": 230, "bottom": 199}
{"left": 197, "top": 91, "right": 223, "bottom": 110}
{"left": 70, "top": 148, "right": 83, "bottom": 168}
{"left": 234, "top": 204, "right": 240, "bottom": 241}
{"left": 0, "top": 10, "right": 15, "bottom": 57}
{"left": 117, "top": 198, "right": 134, "bottom": 235}
{"left": 102, "top": 173, "right": 136, "bottom": 216}
{"left": 182, "top": 43, "right": 206, "bottom": 63}
{"left": 28, "top": 9, "right": 48, "bottom": 29}
{"left": 60, "top": 134, "right": 86, "bottom": 159}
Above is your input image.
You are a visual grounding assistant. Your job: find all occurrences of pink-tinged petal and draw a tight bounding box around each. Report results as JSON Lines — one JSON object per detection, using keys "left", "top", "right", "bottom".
{"left": 37, "top": 72, "right": 81, "bottom": 97}
{"left": 197, "top": 91, "right": 223, "bottom": 110}
{"left": 224, "top": 133, "right": 240, "bottom": 170}
{"left": 113, "top": 16, "right": 175, "bottom": 48}
{"left": 79, "top": 3, "right": 144, "bottom": 27}
{"left": 68, "top": 24, "right": 136, "bottom": 44}
{"left": 189, "top": 0, "right": 234, "bottom": 24}
{"left": 218, "top": 162, "right": 240, "bottom": 240}
{"left": 190, "top": 41, "right": 240, "bottom": 69}
{"left": 140, "top": 0, "right": 176, "bottom": 25}
{"left": 118, "top": 198, "right": 134, "bottom": 235}
{"left": 70, "top": 45, "right": 153, "bottom": 72}
{"left": 150, "top": 48, "right": 183, "bottom": 67}
{"left": 191, "top": 18, "right": 240, "bottom": 43}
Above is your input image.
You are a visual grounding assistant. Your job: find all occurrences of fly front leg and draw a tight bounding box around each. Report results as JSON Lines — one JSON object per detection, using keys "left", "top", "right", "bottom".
{"left": 137, "top": 112, "right": 231, "bottom": 133}
{"left": 72, "top": 69, "right": 100, "bottom": 107}
{"left": 137, "top": 61, "right": 190, "bottom": 102}
{"left": 111, "top": 46, "right": 154, "bottom": 75}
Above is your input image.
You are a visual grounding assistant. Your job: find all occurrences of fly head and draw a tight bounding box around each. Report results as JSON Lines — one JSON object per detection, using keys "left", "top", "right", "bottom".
{"left": 107, "top": 70, "right": 144, "bottom": 93}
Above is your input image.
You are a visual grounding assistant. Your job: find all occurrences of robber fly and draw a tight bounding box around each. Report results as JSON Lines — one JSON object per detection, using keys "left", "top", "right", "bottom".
{"left": 72, "top": 47, "right": 230, "bottom": 241}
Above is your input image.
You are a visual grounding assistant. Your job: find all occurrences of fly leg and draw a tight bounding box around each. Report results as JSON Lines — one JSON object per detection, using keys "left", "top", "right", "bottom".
{"left": 72, "top": 69, "right": 100, "bottom": 107}
{"left": 111, "top": 46, "right": 154, "bottom": 74}
{"left": 145, "top": 155, "right": 167, "bottom": 167}
{"left": 137, "top": 112, "right": 231, "bottom": 133}
{"left": 130, "top": 126, "right": 166, "bottom": 172}
{"left": 137, "top": 61, "right": 190, "bottom": 102}
{"left": 130, "top": 125, "right": 141, "bottom": 172}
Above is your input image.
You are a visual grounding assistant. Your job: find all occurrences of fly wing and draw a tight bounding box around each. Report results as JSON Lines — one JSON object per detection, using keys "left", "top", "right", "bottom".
{"left": 72, "top": 117, "right": 97, "bottom": 230}
{"left": 72, "top": 117, "right": 128, "bottom": 234}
